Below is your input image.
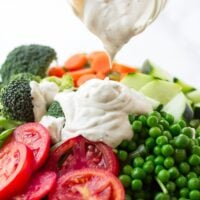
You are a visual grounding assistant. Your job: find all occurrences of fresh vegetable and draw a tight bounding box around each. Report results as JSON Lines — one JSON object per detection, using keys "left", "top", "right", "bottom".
{"left": 46, "top": 135, "right": 119, "bottom": 176}
{"left": 12, "top": 170, "right": 57, "bottom": 200}
{"left": 49, "top": 168, "right": 125, "bottom": 200}
{"left": 0, "top": 141, "right": 33, "bottom": 199}
{"left": 117, "top": 110, "right": 200, "bottom": 199}
{"left": 13, "top": 123, "right": 51, "bottom": 171}
{"left": 48, "top": 66, "right": 65, "bottom": 77}
{"left": 0, "top": 79, "right": 34, "bottom": 122}
{"left": 112, "top": 62, "right": 137, "bottom": 75}
{"left": 0, "top": 44, "right": 56, "bottom": 84}
{"left": 87, "top": 51, "right": 111, "bottom": 75}
{"left": 47, "top": 101, "right": 65, "bottom": 118}
{"left": 64, "top": 53, "right": 88, "bottom": 71}
{"left": 10, "top": 72, "right": 41, "bottom": 82}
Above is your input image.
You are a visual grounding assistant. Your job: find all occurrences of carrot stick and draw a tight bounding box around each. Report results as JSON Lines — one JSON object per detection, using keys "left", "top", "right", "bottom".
{"left": 64, "top": 53, "right": 88, "bottom": 71}
{"left": 67, "top": 68, "right": 95, "bottom": 82}
{"left": 48, "top": 66, "right": 65, "bottom": 77}
{"left": 76, "top": 74, "right": 98, "bottom": 87}
{"left": 112, "top": 62, "right": 137, "bottom": 74}
{"left": 87, "top": 51, "right": 111, "bottom": 75}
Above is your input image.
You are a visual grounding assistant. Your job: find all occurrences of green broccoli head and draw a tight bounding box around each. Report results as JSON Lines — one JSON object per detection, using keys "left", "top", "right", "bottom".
{"left": 1, "top": 44, "right": 56, "bottom": 84}
{"left": 47, "top": 101, "right": 64, "bottom": 118}
{"left": 0, "top": 79, "right": 34, "bottom": 122}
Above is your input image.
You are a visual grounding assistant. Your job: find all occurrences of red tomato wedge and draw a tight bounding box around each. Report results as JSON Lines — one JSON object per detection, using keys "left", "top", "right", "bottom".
{"left": 0, "top": 141, "right": 33, "bottom": 199}
{"left": 13, "top": 122, "right": 51, "bottom": 171}
{"left": 49, "top": 168, "right": 125, "bottom": 200}
{"left": 46, "top": 136, "right": 119, "bottom": 176}
{"left": 12, "top": 170, "right": 57, "bottom": 200}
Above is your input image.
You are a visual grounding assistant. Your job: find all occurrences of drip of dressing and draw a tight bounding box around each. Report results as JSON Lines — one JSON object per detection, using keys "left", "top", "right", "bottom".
{"left": 69, "top": 0, "right": 166, "bottom": 59}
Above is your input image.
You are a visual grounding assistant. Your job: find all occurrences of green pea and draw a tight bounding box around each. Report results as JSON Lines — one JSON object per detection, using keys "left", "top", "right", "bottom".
{"left": 188, "top": 154, "right": 200, "bottom": 166}
{"left": 138, "top": 115, "right": 147, "bottom": 126}
{"left": 155, "top": 165, "right": 164, "bottom": 175}
{"left": 157, "top": 169, "right": 170, "bottom": 183}
{"left": 175, "top": 134, "right": 190, "bottom": 148}
{"left": 178, "top": 119, "right": 187, "bottom": 128}
{"left": 147, "top": 115, "right": 159, "bottom": 127}
{"left": 174, "top": 149, "right": 187, "bottom": 163}
{"left": 161, "top": 144, "right": 174, "bottom": 157}
{"left": 166, "top": 181, "right": 176, "bottom": 193}
{"left": 143, "top": 160, "right": 154, "bottom": 174}
{"left": 163, "top": 130, "right": 172, "bottom": 140}
{"left": 159, "top": 119, "right": 170, "bottom": 130}
{"left": 168, "top": 167, "right": 180, "bottom": 179}
{"left": 154, "top": 192, "right": 170, "bottom": 200}
{"left": 145, "top": 137, "right": 155, "bottom": 150}
{"left": 128, "top": 115, "right": 136, "bottom": 124}
{"left": 133, "top": 157, "right": 144, "bottom": 168}
{"left": 188, "top": 178, "right": 200, "bottom": 190}
{"left": 153, "top": 146, "right": 161, "bottom": 156}
{"left": 189, "top": 190, "right": 200, "bottom": 200}
{"left": 131, "top": 179, "right": 143, "bottom": 191}
{"left": 125, "top": 194, "right": 132, "bottom": 200}
{"left": 181, "top": 127, "right": 194, "bottom": 138}
{"left": 154, "top": 155, "right": 164, "bottom": 165}
{"left": 179, "top": 162, "right": 190, "bottom": 174}
{"left": 127, "top": 141, "right": 137, "bottom": 152}
{"left": 119, "top": 175, "right": 132, "bottom": 188}
{"left": 119, "top": 140, "right": 129, "bottom": 149}
{"left": 193, "top": 165, "right": 200, "bottom": 175}
{"left": 132, "top": 120, "right": 142, "bottom": 132}
{"left": 176, "top": 176, "right": 187, "bottom": 188}
{"left": 170, "top": 123, "right": 181, "bottom": 136}
{"left": 145, "top": 155, "right": 155, "bottom": 162}
{"left": 117, "top": 150, "right": 128, "bottom": 161}
{"left": 187, "top": 172, "right": 197, "bottom": 179}
{"left": 149, "top": 127, "right": 162, "bottom": 138}
{"left": 165, "top": 113, "right": 174, "bottom": 124}
{"left": 164, "top": 157, "right": 174, "bottom": 169}
{"left": 180, "top": 187, "right": 189, "bottom": 198}
{"left": 122, "top": 165, "right": 133, "bottom": 176}
{"left": 191, "top": 145, "right": 200, "bottom": 156}
{"left": 131, "top": 167, "right": 146, "bottom": 180}
{"left": 156, "top": 136, "right": 168, "bottom": 146}
{"left": 151, "top": 111, "right": 162, "bottom": 119}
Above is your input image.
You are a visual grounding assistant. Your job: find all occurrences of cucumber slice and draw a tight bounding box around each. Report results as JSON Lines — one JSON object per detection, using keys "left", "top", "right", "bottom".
{"left": 139, "top": 80, "right": 182, "bottom": 105}
{"left": 121, "top": 73, "right": 153, "bottom": 90}
{"left": 162, "top": 92, "right": 194, "bottom": 122}
{"left": 187, "top": 90, "right": 200, "bottom": 103}
{"left": 141, "top": 60, "right": 173, "bottom": 82}
{"left": 145, "top": 96, "right": 161, "bottom": 110}
{"left": 173, "top": 77, "right": 195, "bottom": 93}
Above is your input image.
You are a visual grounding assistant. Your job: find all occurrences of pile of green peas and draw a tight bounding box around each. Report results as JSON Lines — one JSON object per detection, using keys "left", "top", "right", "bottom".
{"left": 116, "top": 110, "right": 200, "bottom": 200}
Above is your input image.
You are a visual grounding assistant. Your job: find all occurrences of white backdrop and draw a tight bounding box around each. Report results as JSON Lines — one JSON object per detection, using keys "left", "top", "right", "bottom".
{"left": 0, "top": 0, "right": 200, "bottom": 87}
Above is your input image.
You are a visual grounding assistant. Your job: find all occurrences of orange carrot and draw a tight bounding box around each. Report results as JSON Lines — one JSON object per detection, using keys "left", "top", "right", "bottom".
{"left": 67, "top": 68, "right": 95, "bottom": 82}
{"left": 96, "top": 72, "right": 106, "bottom": 80}
{"left": 48, "top": 66, "right": 65, "bottom": 77}
{"left": 87, "top": 51, "right": 111, "bottom": 75}
{"left": 76, "top": 74, "right": 98, "bottom": 87}
{"left": 112, "top": 62, "right": 137, "bottom": 74}
{"left": 64, "top": 53, "right": 88, "bottom": 71}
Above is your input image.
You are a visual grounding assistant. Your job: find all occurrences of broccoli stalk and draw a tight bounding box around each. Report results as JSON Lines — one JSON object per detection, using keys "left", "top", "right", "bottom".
{"left": 0, "top": 44, "right": 56, "bottom": 84}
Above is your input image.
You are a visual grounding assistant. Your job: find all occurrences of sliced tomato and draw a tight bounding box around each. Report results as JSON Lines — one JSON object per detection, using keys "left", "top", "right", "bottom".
{"left": 49, "top": 168, "right": 125, "bottom": 200}
{"left": 0, "top": 141, "right": 33, "bottom": 199}
{"left": 46, "top": 136, "right": 119, "bottom": 176}
{"left": 13, "top": 122, "right": 51, "bottom": 171}
{"left": 12, "top": 170, "right": 57, "bottom": 200}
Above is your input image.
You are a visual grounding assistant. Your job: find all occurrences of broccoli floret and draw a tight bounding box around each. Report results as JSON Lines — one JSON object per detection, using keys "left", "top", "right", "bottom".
{"left": 10, "top": 72, "right": 41, "bottom": 82}
{"left": 47, "top": 101, "right": 64, "bottom": 118}
{"left": 0, "top": 79, "right": 34, "bottom": 122}
{"left": 1, "top": 44, "right": 56, "bottom": 84}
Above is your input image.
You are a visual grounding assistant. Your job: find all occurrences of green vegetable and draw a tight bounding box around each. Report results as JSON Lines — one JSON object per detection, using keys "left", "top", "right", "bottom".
{"left": 0, "top": 79, "right": 34, "bottom": 121}
{"left": 0, "top": 44, "right": 56, "bottom": 84}
{"left": 10, "top": 72, "right": 41, "bottom": 82}
{"left": 46, "top": 101, "right": 64, "bottom": 118}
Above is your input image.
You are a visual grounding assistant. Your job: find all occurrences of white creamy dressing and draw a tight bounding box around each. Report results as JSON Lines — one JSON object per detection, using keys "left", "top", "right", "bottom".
{"left": 70, "top": 0, "right": 166, "bottom": 58}
{"left": 53, "top": 79, "right": 152, "bottom": 148}
{"left": 30, "top": 80, "right": 59, "bottom": 122}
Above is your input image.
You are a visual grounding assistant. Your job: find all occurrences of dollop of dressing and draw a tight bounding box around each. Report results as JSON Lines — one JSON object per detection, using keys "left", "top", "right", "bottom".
{"left": 55, "top": 79, "right": 152, "bottom": 148}
{"left": 70, "top": 0, "right": 166, "bottom": 58}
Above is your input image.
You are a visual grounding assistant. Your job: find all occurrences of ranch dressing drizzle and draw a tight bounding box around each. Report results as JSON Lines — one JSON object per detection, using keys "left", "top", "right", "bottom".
{"left": 69, "top": 0, "right": 166, "bottom": 59}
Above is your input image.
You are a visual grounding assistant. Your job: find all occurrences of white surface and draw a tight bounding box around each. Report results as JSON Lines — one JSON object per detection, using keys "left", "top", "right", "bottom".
{"left": 0, "top": 0, "right": 200, "bottom": 87}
